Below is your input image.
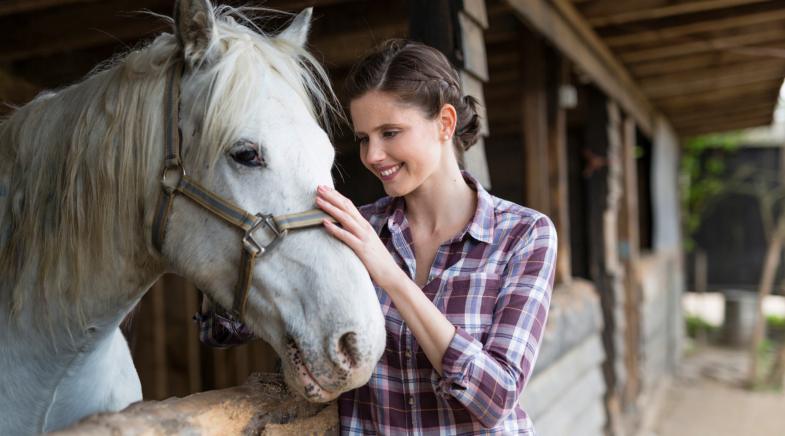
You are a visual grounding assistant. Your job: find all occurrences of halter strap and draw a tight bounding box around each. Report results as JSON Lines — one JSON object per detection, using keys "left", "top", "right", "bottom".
{"left": 152, "top": 61, "right": 335, "bottom": 319}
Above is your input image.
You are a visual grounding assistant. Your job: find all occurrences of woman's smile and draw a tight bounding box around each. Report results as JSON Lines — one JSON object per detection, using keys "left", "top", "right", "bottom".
{"left": 377, "top": 163, "right": 404, "bottom": 181}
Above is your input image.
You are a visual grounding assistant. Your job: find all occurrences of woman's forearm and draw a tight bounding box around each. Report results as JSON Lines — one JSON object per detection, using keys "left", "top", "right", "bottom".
{"left": 381, "top": 269, "right": 457, "bottom": 375}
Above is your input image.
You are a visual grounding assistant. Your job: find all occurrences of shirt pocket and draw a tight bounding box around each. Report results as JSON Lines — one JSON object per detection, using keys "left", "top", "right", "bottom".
{"left": 438, "top": 272, "right": 502, "bottom": 342}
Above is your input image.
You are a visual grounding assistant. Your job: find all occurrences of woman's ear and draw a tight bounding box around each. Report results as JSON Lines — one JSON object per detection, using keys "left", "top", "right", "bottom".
{"left": 438, "top": 103, "right": 457, "bottom": 142}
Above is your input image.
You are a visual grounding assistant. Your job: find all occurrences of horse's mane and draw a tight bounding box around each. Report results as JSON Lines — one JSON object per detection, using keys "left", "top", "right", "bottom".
{"left": 0, "top": 6, "right": 341, "bottom": 318}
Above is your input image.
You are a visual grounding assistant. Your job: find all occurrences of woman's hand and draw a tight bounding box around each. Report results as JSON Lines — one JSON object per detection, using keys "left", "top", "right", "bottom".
{"left": 316, "top": 185, "right": 403, "bottom": 290}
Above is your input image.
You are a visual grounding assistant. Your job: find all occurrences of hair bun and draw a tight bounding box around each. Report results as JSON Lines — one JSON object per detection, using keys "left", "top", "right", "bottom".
{"left": 456, "top": 95, "right": 481, "bottom": 151}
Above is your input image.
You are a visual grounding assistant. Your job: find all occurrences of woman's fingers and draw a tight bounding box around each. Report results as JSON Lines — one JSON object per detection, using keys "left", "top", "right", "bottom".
{"left": 322, "top": 218, "right": 361, "bottom": 249}
{"left": 317, "top": 185, "right": 367, "bottom": 224}
{"left": 315, "top": 196, "right": 364, "bottom": 236}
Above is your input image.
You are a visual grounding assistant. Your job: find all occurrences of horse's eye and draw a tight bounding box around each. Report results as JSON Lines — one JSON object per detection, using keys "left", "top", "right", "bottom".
{"left": 230, "top": 144, "right": 265, "bottom": 167}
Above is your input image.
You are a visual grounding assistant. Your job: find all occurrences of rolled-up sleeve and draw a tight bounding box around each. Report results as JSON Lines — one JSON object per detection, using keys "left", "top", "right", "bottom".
{"left": 434, "top": 215, "right": 557, "bottom": 428}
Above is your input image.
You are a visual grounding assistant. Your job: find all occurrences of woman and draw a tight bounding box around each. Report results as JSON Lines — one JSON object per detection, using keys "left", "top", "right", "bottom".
{"left": 199, "top": 39, "right": 557, "bottom": 435}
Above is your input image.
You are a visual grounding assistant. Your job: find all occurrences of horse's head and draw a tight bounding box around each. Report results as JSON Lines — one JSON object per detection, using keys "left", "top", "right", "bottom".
{"left": 153, "top": 0, "right": 385, "bottom": 401}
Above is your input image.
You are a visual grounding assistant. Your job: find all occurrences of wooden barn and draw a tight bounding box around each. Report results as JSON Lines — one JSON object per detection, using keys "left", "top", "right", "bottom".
{"left": 4, "top": 0, "right": 785, "bottom": 435}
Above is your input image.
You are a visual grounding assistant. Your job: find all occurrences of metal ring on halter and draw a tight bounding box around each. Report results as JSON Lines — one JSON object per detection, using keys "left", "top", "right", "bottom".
{"left": 161, "top": 165, "right": 186, "bottom": 194}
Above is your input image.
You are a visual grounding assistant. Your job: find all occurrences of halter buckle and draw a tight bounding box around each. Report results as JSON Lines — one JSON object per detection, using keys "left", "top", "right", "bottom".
{"left": 242, "top": 213, "right": 288, "bottom": 256}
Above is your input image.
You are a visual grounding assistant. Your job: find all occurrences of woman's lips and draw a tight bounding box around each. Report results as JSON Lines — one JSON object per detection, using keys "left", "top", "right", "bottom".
{"left": 378, "top": 163, "right": 403, "bottom": 181}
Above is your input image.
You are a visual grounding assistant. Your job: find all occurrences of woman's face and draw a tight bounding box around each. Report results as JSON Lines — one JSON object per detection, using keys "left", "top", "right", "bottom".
{"left": 350, "top": 90, "right": 445, "bottom": 197}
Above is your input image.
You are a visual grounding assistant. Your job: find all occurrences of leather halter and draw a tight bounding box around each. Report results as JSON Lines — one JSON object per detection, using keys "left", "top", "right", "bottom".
{"left": 152, "top": 61, "right": 334, "bottom": 319}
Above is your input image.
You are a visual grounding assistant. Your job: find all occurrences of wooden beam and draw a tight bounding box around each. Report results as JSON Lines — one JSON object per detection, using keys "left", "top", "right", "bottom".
{"left": 653, "top": 78, "right": 782, "bottom": 110}
{"left": 0, "top": 0, "right": 172, "bottom": 62}
{"left": 675, "top": 111, "right": 773, "bottom": 135}
{"left": 619, "top": 115, "right": 642, "bottom": 407}
{"left": 671, "top": 101, "right": 776, "bottom": 124}
{"left": 674, "top": 107, "right": 774, "bottom": 128}
{"left": 505, "top": 0, "right": 656, "bottom": 135}
{"left": 579, "top": 0, "right": 770, "bottom": 28}
{"left": 52, "top": 374, "right": 337, "bottom": 435}
{"left": 661, "top": 91, "right": 778, "bottom": 119}
{"left": 619, "top": 29, "right": 785, "bottom": 64}
{"left": 680, "top": 115, "right": 773, "bottom": 136}
{"left": 548, "top": 58, "right": 572, "bottom": 284}
{"left": 0, "top": 69, "right": 40, "bottom": 114}
{"left": 630, "top": 50, "right": 785, "bottom": 79}
{"left": 520, "top": 27, "right": 551, "bottom": 214}
{"left": 639, "top": 61, "right": 785, "bottom": 99}
{"left": 0, "top": 0, "right": 101, "bottom": 17}
{"left": 604, "top": 5, "right": 785, "bottom": 49}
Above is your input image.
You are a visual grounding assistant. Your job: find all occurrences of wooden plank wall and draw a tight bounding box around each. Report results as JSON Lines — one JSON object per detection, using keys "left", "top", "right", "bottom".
{"left": 125, "top": 275, "right": 279, "bottom": 400}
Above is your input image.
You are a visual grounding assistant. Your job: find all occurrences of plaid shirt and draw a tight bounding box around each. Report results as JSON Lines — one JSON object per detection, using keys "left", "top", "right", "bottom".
{"left": 339, "top": 173, "right": 556, "bottom": 435}
{"left": 195, "top": 172, "right": 556, "bottom": 435}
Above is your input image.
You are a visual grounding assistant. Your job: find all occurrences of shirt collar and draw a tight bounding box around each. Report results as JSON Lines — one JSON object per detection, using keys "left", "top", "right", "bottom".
{"left": 462, "top": 171, "right": 495, "bottom": 244}
{"left": 384, "top": 171, "right": 495, "bottom": 244}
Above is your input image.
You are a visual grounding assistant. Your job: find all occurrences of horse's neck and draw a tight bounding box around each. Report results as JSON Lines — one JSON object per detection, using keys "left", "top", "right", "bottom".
{"left": 0, "top": 244, "right": 160, "bottom": 434}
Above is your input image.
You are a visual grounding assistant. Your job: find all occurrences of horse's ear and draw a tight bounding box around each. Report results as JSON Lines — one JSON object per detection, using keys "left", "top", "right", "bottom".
{"left": 278, "top": 8, "right": 312, "bottom": 47}
{"left": 174, "top": 0, "right": 216, "bottom": 67}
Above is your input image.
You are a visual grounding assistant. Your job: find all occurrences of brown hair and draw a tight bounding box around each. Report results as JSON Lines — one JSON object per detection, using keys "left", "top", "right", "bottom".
{"left": 345, "top": 39, "right": 481, "bottom": 158}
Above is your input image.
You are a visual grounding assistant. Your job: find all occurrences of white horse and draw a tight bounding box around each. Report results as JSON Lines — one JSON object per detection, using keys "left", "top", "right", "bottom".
{"left": 0, "top": 1, "right": 386, "bottom": 433}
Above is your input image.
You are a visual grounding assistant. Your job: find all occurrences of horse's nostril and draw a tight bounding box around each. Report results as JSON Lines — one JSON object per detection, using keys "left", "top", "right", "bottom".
{"left": 338, "top": 331, "right": 361, "bottom": 370}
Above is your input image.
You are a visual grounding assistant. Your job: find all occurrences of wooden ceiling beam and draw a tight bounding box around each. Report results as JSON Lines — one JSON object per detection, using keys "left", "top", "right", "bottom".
{"left": 652, "top": 79, "right": 782, "bottom": 108}
{"left": 0, "top": 0, "right": 101, "bottom": 17}
{"left": 604, "top": 5, "right": 785, "bottom": 48}
{"left": 629, "top": 49, "right": 785, "bottom": 79}
{"left": 578, "top": 0, "right": 771, "bottom": 28}
{"left": 669, "top": 101, "right": 775, "bottom": 125}
{"left": 0, "top": 0, "right": 172, "bottom": 62}
{"left": 674, "top": 108, "right": 774, "bottom": 130}
{"left": 620, "top": 29, "right": 785, "bottom": 64}
{"left": 504, "top": 0, "right": 656, "bottom": 134}
{"left": 0, "top": 68, "right": 41, "bottom": 114}
{"left": 639, "top": 61, "right": 785, "bottom": 98}
{"left": 678, "top": 114, "right": 774, "bottom": 136}
{"left": 658, "top": 89, "right": 778, "bottom": 114}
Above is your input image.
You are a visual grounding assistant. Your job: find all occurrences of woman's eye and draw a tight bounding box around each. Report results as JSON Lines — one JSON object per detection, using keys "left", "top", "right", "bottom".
{"left": 357, "top": 137, "right": 369, "bottom": 146}
{"left": 231, "top": 146, "right": 264, "bottom": 167}
{"left": 382, "top": 131, "right": 398, "bottom": 139}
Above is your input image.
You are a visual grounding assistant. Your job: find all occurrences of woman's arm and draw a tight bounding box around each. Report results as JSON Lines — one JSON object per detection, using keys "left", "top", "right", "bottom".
{"left": 316, "top": 185, "right": 455, "bottom": 373}
{"left": 316, "top": 185, "right": 558, "bottom": 427}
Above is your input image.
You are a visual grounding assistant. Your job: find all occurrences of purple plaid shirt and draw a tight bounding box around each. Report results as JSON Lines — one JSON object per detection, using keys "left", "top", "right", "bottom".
{"left": 338, "top": 172, "right": 557, "bottom": 435}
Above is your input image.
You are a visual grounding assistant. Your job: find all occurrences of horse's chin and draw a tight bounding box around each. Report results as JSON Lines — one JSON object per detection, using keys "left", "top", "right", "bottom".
{"left": 282, "top": 339, "right": 343, "bottom": 402}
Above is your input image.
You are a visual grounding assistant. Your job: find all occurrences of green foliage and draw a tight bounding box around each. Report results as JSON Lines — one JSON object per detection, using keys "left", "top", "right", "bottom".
{"left": 768, "top": 314, "right": 785, "bottom": 329}
{"left": 680, "top": 133, "right": 744, "bottom": 252}
{"left": 685, "top": 314, "right": 718, "bottom": 339}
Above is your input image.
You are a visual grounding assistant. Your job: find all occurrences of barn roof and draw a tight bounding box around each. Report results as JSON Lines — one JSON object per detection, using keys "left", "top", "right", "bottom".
{"left": 2, "top": 0, "right": 784, "bottom": 139}
{"left": 500, "top": 0, "right": 785, "bottom": 137}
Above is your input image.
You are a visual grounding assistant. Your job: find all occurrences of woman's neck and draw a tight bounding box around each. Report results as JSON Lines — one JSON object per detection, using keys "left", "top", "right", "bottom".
{"left": 404, "top": 159, "right": 476, "bottom": 237}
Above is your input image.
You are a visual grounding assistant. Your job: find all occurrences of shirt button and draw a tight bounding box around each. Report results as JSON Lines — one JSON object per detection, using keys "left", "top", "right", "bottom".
{"left": 408, "top": 396, "right": 415, "bottom": 406}
{"left": 405, "top": 350, "right": 412, "bottom": 358}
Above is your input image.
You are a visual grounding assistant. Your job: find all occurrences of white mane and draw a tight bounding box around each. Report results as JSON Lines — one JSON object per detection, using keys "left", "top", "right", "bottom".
{"left": 0, "top": 6, "right": 342, "bottom": 318}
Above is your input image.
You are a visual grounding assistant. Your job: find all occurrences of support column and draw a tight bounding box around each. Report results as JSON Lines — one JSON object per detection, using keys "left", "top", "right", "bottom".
{"left": 409, "top": 0, "right": 492, "bottom": 188}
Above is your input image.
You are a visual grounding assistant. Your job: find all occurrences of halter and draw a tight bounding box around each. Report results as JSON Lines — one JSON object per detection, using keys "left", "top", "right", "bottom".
{"left": 152, "top": 61, "right": 334, "bottom": 319}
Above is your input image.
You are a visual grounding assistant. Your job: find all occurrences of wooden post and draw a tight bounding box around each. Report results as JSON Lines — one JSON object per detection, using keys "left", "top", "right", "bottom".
{"left": 184, "top": 283, "right": 202, "bottom": 393}
{"left": 583, "top": 88, "right": 626, "bottom": 436}
{"left": 149, "top": 280, "right": 169, "bottom": 400}
{"left": 520, "top": 26, "right": 551, "bottom": 214}
{"left": 548, "top": 56, "right": 572, "bottom": 284}
{"left": 619, "top": 115, "right": 642, "bottom": 410}
{"left": 409, "top": 0, "right": 493, "bottom": 188}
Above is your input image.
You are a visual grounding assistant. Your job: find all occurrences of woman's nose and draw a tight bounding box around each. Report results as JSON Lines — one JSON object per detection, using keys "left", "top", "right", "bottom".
{"left": 365, "top": 139, "right": 386, "bottom": 162}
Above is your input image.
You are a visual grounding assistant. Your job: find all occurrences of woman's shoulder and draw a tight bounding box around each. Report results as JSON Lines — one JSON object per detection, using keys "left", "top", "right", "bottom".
{"left": 488, "top": 194, "right": 557, "bottom": 242}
